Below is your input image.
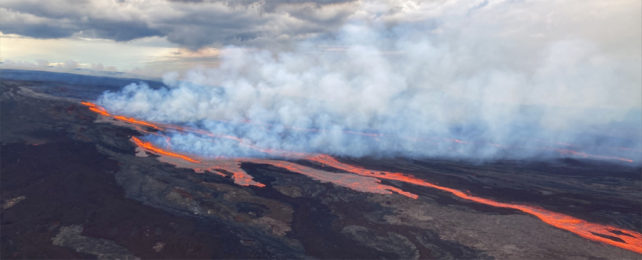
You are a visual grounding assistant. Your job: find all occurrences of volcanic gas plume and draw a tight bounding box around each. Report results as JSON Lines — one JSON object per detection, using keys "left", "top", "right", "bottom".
{"left": 93, "top": 14, "right": 641, "bottom": 164}
{"left": 81, "top": 101, "right": 642, "bottom": 254}
{"left": 77, "top": 3, "right": 641, "bottom": 253}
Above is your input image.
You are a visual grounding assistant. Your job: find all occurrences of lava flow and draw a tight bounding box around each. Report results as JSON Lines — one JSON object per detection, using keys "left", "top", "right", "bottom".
{"left": 254, "top": 160, "right": 418, "bottom": 199}
{"left": 129, "top": 136, "right": 266, "bottom": 187}
{"left": 554, "top": 148, "right": 634, "bottom": 163}
{"left": 305, "top": 155, "right": 642, "bottom": 254}
{"left": 82, "top": 100, "right": 642, "bottom": 254}
{"left": 131, "top": 136, "right": 200, "bottom": 163}
{"left": 81, "top": 101, "right": 162, "bottom": 130}
{"left": 129, "top": 135, "right": 416, "bottom": 198}
{"left": 81, "top": 101, "right": 635, "bottom": 164}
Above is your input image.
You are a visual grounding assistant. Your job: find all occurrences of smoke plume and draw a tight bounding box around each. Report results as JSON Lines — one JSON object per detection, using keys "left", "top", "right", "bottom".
{"left": 96, "top": 0, "right": 641, "bottom": 163}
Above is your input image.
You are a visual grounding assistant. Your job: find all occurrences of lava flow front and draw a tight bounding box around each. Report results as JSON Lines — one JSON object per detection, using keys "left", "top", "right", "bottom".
{"left": 305, "top": 154, "right": 642, "bottom": 254}
{"left": 131, "top": 136, "right": 200, "bottom": 163}
{"left": 81, "top": 101, "right": 642, "bottom": 254}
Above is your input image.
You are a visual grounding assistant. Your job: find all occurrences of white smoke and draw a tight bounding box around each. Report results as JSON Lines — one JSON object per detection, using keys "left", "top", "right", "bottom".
{"left": 97, "top": 0, "right": 642, "bottom": 163}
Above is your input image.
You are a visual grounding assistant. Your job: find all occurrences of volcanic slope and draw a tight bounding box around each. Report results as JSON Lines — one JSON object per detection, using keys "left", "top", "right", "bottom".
{"left": 1, "top": 73, "right": 641, "bottom": 259}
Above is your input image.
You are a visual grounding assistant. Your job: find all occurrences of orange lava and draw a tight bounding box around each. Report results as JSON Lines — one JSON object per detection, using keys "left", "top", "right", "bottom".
{"left": 81, "top": 102, "right": 162, "bottom": 130}
{"left": 555, "top": 149, "right": 634, "bottom": 163}
{"left": 255, "top": 159, "right": 417, "bottom": 199}
{"left": 452, "top": 138, "right": 466, "bottom": 144}
{"left": 138, "top": 120, "right": 309, "bottom": 158}
{"left": 220, "top": 118, "right": 382, "bottom": 138}
{"left": 82, "top": 100, "right": 641, "bottom": 253}
{"left": 192, "top": 130, "right": 308, "bottom": 158}
{"left": 131, "top": 136, "right": 201, "bottom": 163}
{"left": 113, "top": 115, "right": 162, "bottom": 130}
{"left": 195, "top": 159, "right": 266, "bottom": 187}
{"left": 82, "top": 101, "right": 634, "bottom": 164}
{"left": 130, "top": 135, "right": 267, "bottom": 187}
{"left": 443, "top": 136, "right": 634, "bottom": 164}
{"left": 127, "top": 133, "right": 413, "bottom": 195}
{"left": 305, "top": 154, "right": 642, "bottom": 254}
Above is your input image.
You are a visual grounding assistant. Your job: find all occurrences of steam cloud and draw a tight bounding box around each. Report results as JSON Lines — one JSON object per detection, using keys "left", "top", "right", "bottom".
{"left": 97, "top": 1, "right": 641, "bottom": 163}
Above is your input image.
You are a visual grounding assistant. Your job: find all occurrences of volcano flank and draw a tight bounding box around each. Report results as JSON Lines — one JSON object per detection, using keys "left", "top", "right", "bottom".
{"left": 1, "top": 70, "right": 641, "bottom": 259}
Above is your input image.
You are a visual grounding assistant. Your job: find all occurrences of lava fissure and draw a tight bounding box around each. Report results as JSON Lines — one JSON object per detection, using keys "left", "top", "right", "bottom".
{"left": 303, "top": 155, "right": 642, "bottom": 254}
{"left": 81, "top": 101, "right": 634, "bottom": 164}
{"left": 131, "top": 136, "right": 201, "bottom": 163}
{"left": 82, "top": 101, "right": 642, "bottom": 254}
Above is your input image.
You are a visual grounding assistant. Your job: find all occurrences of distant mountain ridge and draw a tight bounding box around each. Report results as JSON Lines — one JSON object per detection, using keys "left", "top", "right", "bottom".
{"left": 0, "top": 69, "right": 166, "bottom": 100}
{"left": 0, "top": 69, "right": 165, "bottom": 89}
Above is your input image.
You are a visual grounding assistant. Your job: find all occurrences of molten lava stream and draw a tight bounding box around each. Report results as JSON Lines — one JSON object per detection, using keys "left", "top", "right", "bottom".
{"left": 82, "top": 101, "right": 633, "bottom": 163}
{"left": 554, "top": 148, "right": 634, "bottom": 163}
{"left": 305, "top": 154, "right": 642, "bottom": 254}
{"left": 82, "top": 101, "right": 641, "bottom": 254}
{"left": 128, "top": 135, "right": 416, "bottom": 197}
{"left": 131, "top": 136, "right": 200, "bottom": 163}
{"left": 130, "top": 136, "right": 267, "bottom": 187}
{"left": 254, "top": 160, "right": 418, "bottom": 199}
{"left": 82, "top": 101, "right": 307, "bottom": 158}
{"left": 81, "top": 101, "right": 163, "bottom": 130}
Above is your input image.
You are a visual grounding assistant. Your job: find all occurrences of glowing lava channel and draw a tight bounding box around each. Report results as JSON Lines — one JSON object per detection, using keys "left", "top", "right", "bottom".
{"left": 129, "top": 136, "right": 416, "bottom": 198}
{"left": 130, "top": 137, "right": 266, "bottom": 188}
{"left": 252, "top": 160, "right": 418, "bottom": 199}
{"left": 305, "top": 154, "right": 642, "bottom": 254}
{"left": 131, "top": 136, "right": 201, "bottom": 163}
{"left": 82, "top": 101, "right": 642, "bottom": 254}
{"left": 81, "top": 101, "right": 634, "bottom": 164}
{"left": 81, "top": 102, "right": 162, "bottom": 130}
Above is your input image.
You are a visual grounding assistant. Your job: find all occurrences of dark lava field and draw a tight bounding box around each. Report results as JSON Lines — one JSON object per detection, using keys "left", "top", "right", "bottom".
{"left": 1, "top": 70, "right": 641, "bottom": 259}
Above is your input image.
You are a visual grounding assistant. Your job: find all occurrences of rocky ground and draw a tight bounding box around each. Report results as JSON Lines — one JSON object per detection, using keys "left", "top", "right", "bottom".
{"left": 1, "top": 76, "right": 641, "bottom": 259}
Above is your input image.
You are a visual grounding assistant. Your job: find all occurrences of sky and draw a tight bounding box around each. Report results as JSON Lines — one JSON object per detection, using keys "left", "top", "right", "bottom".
{"left": 1, "top": 0, "right": 639, "bottom": 78}
{"left": 0, "top": 0, "right": 362, "bottom": 77}
{"left": 1, "top": 0, "right": 641, "bottom": 161}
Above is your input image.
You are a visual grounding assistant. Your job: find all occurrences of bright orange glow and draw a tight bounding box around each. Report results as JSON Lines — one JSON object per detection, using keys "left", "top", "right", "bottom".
{"left": 443, "top": 137, "right": 634, "bottom": 164}
{"left": 81, "top": 102, "right": 162, "bottom": 130}
{"left": 555, "top": 149, "right": 634, "bottom": 163}
{"left": 81, "top": 101, "right": 111, "bottom": 117}
{"left": 144, "top": 121, "right": 309, "bottom": 158}
{"left": 254, "top": 159, "right": 417, "bottom": 199}
{"left": 190, "top": 129, "right": 308, "bottom": 158}
{"left": 131, "top": 136, "right": 201, "bottom": 163}
{"left": 305, "top": 154, "right": 642, "bottom": 254}
{"left": 218, "top": 118, "right": 382, "bottom": 138}
{"left": 82, "top": 101, "right": 634, "bottom": 164}
{"left": 113, "top": 115, "right": 162, "bottom": 130}
{"left": 83, "top": 100, "right": 642, "bottom": 253}
{"left": 452, "top": 138, "right": 466, "bottom": 144}
{"left": 195, "top": 159, "right": 266, "bottom": 187}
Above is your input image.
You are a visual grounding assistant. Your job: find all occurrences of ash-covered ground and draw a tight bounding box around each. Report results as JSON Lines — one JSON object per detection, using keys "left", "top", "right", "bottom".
{"left": 1, "top": 70, "right": 641, "bottom": 259}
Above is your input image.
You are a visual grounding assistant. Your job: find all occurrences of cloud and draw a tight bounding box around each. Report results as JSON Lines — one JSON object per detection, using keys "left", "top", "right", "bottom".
{"left": 0, "top": 58, "right": 120, "bottom": 76}
{"left": 2, "top": 0, "right": 639, "bottom": 53}
{"left": 0, "top": 1, "right": 162, "bottom": 41}
{"left": 0, "top": 0, "right": 358, "bottom": 49}
{"left": 95, "top": 0, "right": 642, "bottom": 163}
{"left": 2, "top": 0, "right": 639, "bottom": 162}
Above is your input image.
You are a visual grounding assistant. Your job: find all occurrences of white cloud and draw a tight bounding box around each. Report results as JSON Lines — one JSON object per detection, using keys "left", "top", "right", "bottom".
{"left": 96, "top": 0, "right": 642, "bottom": 162}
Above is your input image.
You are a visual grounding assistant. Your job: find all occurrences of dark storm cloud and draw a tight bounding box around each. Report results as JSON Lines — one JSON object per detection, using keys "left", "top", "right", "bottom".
{"left": 79, "top": 19, "right": 162, "bottom": 41}
{"left": 0, "top": 1, "right": 162, "bottom": 41}
{"left": 0, "top": 0, "right": 357, "bottom": 49}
